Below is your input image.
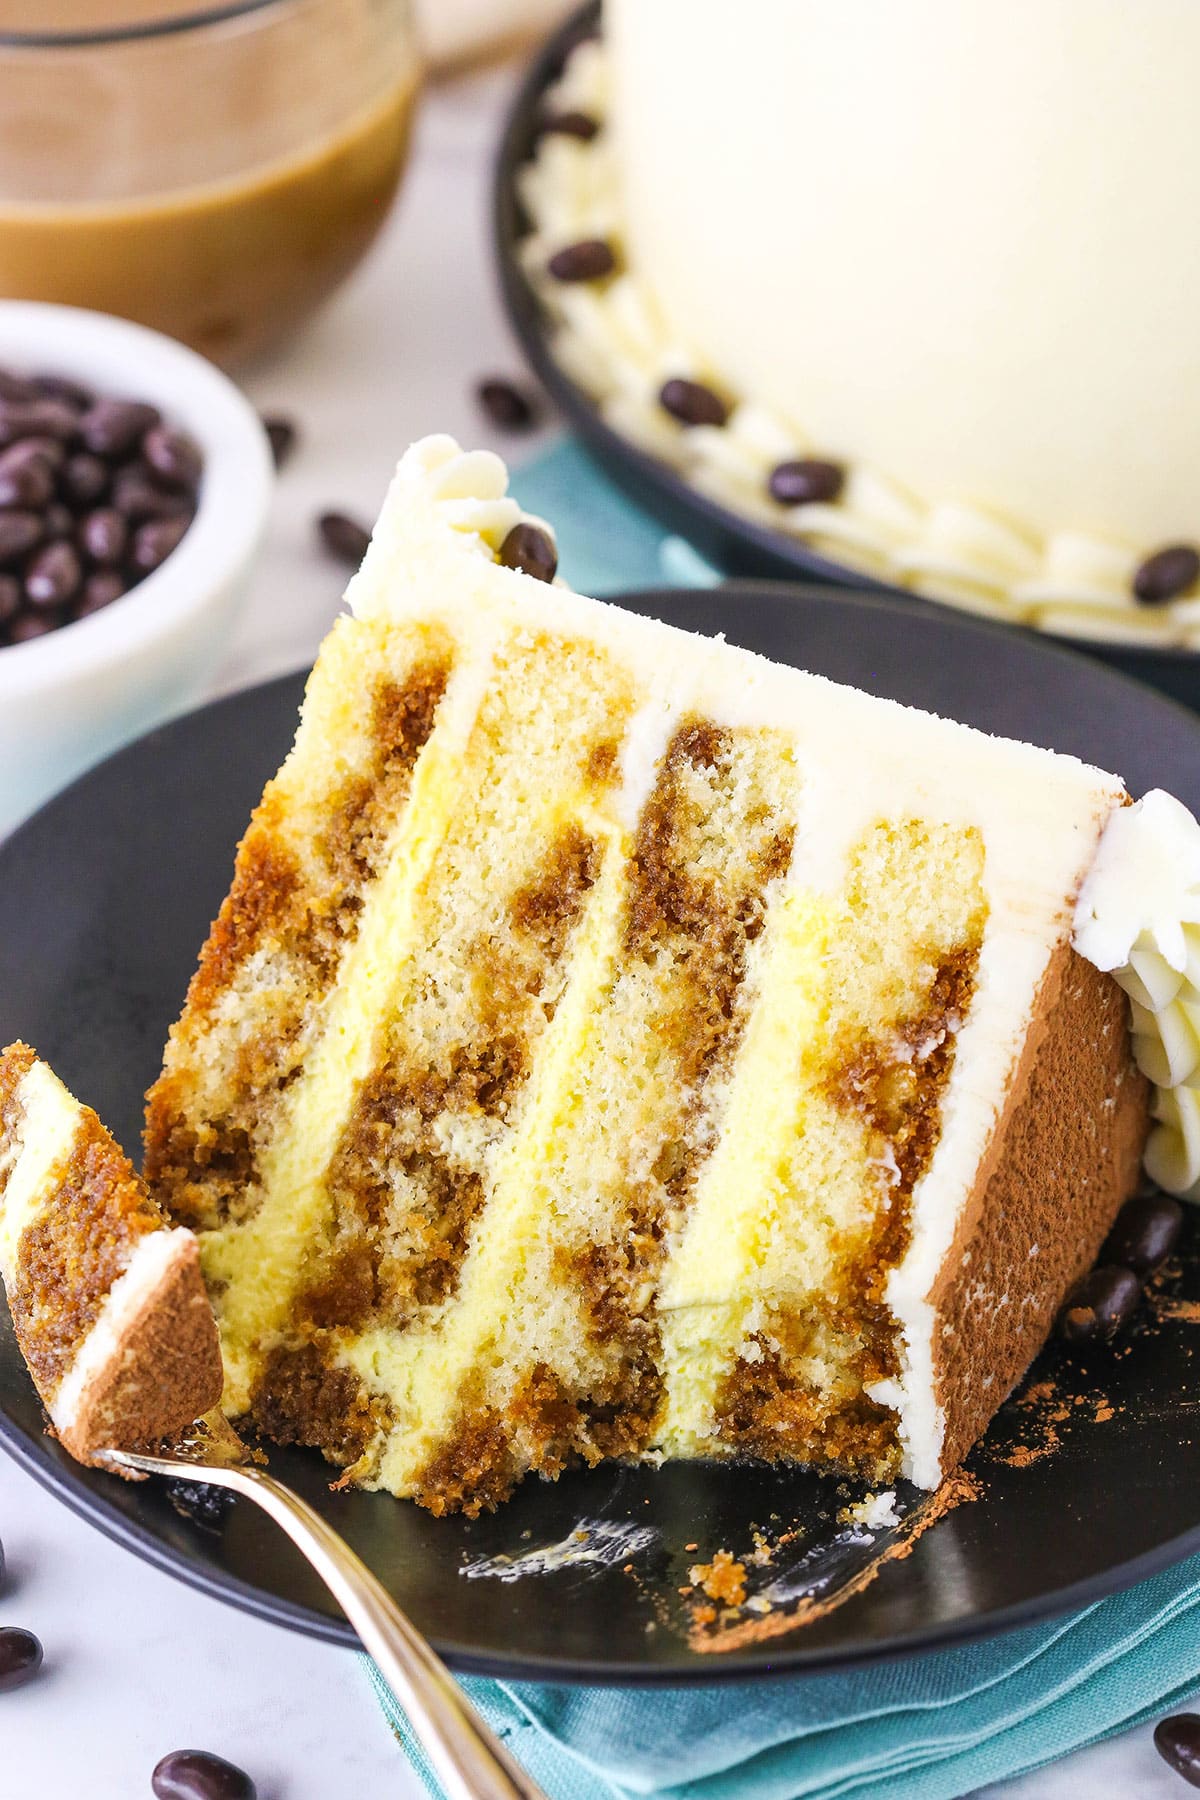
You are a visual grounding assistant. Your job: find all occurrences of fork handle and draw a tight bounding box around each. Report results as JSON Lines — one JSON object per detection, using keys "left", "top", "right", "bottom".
{"left": 211, "top": 1463, "right": 549, "bottom": 1800}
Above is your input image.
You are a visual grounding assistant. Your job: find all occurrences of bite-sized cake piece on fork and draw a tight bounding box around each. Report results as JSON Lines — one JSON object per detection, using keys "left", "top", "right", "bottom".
{"left": 0, "top": 1043, "right": 221, "bottom": 1467}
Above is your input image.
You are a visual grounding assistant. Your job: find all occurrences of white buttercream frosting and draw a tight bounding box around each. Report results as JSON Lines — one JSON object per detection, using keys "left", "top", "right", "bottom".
{"left": 1074, "top": 789, "right": 1200, "bottom": 1198}
{"left": 349, "top": 434, "right": 557, "bottom": 575}
{"left": 516, "top": 29, "right": 1200, "bottom": 647}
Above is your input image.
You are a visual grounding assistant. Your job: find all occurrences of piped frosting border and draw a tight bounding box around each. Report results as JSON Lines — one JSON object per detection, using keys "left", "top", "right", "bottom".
{"left": 516, "top": 33, "right": 1200, "bottom": 649}
{"left": 1074, "top": 789, "right": 1200, "bottom": 1199}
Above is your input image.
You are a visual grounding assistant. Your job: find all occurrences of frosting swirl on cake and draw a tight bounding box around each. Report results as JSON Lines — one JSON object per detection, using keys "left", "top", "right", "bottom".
{"left": 517, "top": 35, "right": 1200, "bottom": 648}
{"left": 1074, "top": 789, "right": 1200, "bottom": 1197}
{"left": 377, "top": 434, "right": 558, "bottom": 565}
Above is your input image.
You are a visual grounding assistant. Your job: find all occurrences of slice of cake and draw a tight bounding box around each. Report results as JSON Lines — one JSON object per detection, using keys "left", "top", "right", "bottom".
{"left": 0, "top": 1043, "right": 222, "bottom": 1467}
{"left": 145, "top": 436, "right": 1151, "bottom": 1514}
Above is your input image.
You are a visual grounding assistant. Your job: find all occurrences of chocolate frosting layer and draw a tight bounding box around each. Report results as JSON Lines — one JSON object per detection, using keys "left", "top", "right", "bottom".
{"left": 932, "top": 945, "right": 1148, "bottom": 1470}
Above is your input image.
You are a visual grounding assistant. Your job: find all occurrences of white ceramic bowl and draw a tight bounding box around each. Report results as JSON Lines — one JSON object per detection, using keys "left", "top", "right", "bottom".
{"left": 0, "top": 303, "right": 273, "bottom": 838}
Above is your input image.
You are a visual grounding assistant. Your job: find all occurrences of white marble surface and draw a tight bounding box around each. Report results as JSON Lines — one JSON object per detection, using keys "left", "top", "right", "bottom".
{"left": 0, "top": 57, "right": 1191, "bottom": 1800}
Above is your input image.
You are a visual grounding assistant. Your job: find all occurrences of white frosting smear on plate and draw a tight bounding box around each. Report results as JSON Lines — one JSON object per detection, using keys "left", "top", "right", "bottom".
{"left": 460, "top": 1518, "right": 658, "bottom": 1583}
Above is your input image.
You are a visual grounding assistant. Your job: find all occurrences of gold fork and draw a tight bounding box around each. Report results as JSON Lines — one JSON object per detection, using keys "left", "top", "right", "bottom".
{"left": 103, "top": 1428, "right": 549, "bottom": 1800}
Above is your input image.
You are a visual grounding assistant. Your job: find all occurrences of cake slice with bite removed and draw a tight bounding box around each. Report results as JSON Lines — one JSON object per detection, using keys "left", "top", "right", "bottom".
{"left": 0, "top": 1042, "right": 221, "bottom": 1467}
{"left": 141, "top": 436, "right": 1154, "bottom": 1515}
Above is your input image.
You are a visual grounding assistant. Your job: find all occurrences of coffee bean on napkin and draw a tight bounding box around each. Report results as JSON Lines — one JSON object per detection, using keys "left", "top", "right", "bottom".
{"left": 317, "top": 510, "right": 372, "bottom": 566}
{"left": 476, "top": 377, "right": 539, "bottom": 432}
{"left": 0, "top": 1626, "right": 42, "bottom": 1692}
{"left": 262, "top": 414, "right": 298, "bottom": 470}
{"left": 152, "top": 1748, "right": 257, "bottom": 1800}
{"left": 1155, "top": 1714, "right": 1200, "bottom": 1787}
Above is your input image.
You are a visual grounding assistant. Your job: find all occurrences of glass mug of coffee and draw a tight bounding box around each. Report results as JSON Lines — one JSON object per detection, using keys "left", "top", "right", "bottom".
{"left": 0, "top": 0, "right": 422, "bottom": 364}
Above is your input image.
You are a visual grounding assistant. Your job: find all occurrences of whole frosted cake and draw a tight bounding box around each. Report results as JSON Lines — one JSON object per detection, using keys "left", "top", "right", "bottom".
{"left": 518, "top": 1, "right": 1200, "bottom": 646}
{"left": 135, "top": 437, "right": 1173, "bottom": 1515}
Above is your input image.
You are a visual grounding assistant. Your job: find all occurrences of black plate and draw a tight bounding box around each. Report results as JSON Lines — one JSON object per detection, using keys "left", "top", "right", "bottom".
{"left": 493, "top": 2, "right": 1200, "bottom": 712}
{"left": 4, "top": 586, "right": 1200, "bottom": 1685}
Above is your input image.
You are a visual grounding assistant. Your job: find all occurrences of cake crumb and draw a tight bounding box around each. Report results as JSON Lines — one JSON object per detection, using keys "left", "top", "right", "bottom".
{"left": 1153, "top": 1297, "right": 1200, "bottom": 1323}
{"left": 686, "top": 1469, "right": 979, "bottom": 1655}
{"left": 688, "top": 1549, "right": 747, "bottom": 1607}
{"left": 839, "top": 1489, "right": 900, "bottom": 1530}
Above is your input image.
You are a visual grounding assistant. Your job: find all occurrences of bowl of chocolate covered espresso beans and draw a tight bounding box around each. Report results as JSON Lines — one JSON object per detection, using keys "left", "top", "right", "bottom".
{"left": 0, "top": 302, "right": 272, "bottom": 837}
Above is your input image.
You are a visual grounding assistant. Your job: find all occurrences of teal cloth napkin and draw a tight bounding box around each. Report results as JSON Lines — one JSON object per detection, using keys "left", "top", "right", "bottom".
{"left": 364, "top": 1550, "right": 1200, "bottom": 1799}
{"left": 363, "top": 440, "right": 1199, "bottom": 1797}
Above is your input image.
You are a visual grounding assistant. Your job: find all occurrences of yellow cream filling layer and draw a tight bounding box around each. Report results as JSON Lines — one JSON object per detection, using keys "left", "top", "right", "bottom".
{"left": 348, "top": 812, "right": 629, "bottom": 1489}
{"left": 656, "top": 888, "right": 833, "bottom": 1451}
{"left": 204, "top": 638, "right": 497, "bottom": 1408}
{"left": 657, "top": 820, "right": 988, "bottom": 1456}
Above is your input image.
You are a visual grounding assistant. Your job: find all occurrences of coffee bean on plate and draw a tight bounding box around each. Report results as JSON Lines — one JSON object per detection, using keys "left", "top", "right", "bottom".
{"left": 498, "top": 520, "right": 557, "bottom": 583}
{"left": 1155, "top": 1714, "right": 1200, "bottom": 1787}
{"left": 42, "top": 502, "right": 74, "bottom": 540}
{"left": 1133, "top": 544, "right": 1200, "bottom": 606}
{"left": 74, "top": 570, "right": 127, "bottom": 619}
{"left": 539, "top": 109, "right": 600, "bottom": 141}
{"left": 0, "top": 1626, "right": 42, "bottom": 1692}
{"left": 1100, "top": 1192, "right": 1184, "bottom": 1277}
{"left": 262, "top": 413, "right": 298, "bottom": 469}
{"left": 659, "top": 376, "right": 729, "bottom": 429}
{"left": 1056, "top": 1265, "right": 1142, "bottom": 1347}
{"left": 78, "top": 506, "right": 128, "bottom": 567}
{"left": 79, "top": 397, "right": 161, "bottom": 458}
{"left": 317, "top": 509, "right": 371, "bottom": 566}
{"left": 476, "top": 377, "right": 538, "bottom": 432}
{"left": 0, "top": 511, "right": 43, "bottom": 564}
{"left": 768, "top": 458, "right": 846, "bottom": 507}
{"left": 131, "top": 514, "right": 191, "bottom": 575}
{"left": 142, "top": 424, "right": 203, "bottom": 492}
{"left": 0, "top": 574, "right": 19, "bottom": 623}
{"left": 152, "top": 1748, "right": 256, "bottom": 1800}
{"left": 61, "top": 452, "right": 109, "bottom": 507}
{"left": 547, "top": 237, "right": 617, "bottom": 282}
{"left": 25, "top": 540, "right": 82, "bottom": 609}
